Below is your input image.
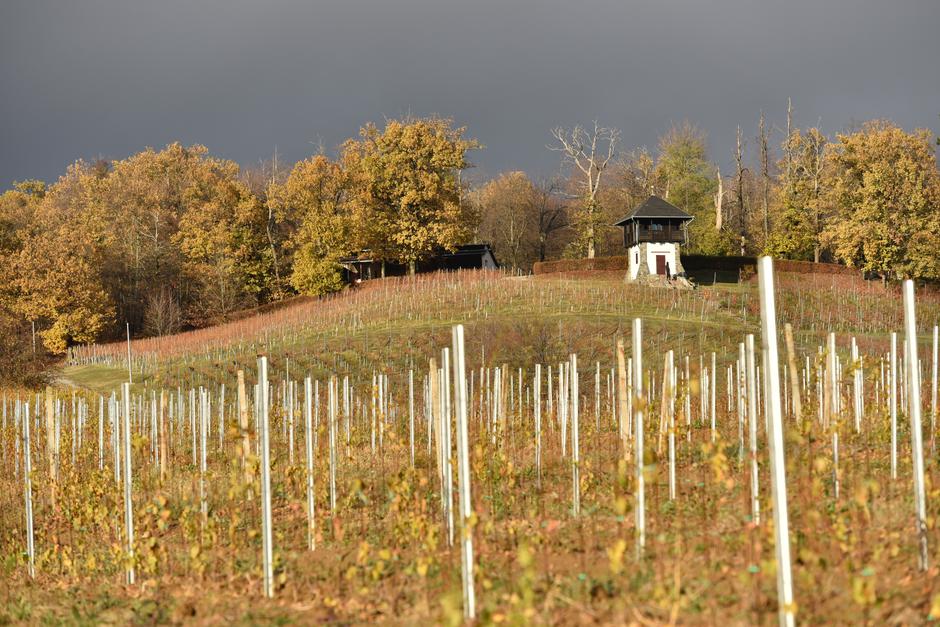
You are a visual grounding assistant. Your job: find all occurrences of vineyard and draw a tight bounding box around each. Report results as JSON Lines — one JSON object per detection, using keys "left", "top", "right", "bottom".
{"left": 3, "top": 265, "right": 940, "bottom": 624}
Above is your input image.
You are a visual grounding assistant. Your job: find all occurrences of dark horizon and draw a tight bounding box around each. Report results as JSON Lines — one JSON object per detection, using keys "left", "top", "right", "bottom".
{"left": 2, "top": 0, "right": 939, "bottom": 190}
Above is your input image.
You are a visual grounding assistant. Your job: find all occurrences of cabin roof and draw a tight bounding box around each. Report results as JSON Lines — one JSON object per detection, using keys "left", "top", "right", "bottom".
{"left": 612, "top": 195, "right": 693, "bottom": 226}
{"left": 340, "top": 243, "right": 497, "bottom": 265}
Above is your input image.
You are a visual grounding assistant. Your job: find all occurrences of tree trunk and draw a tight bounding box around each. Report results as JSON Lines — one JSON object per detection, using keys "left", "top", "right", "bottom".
{"left": 409, "top": 260, "right": 416, "bottom": 276}
{"left": 586, "top": 199, "right": 597, "bottom": 259}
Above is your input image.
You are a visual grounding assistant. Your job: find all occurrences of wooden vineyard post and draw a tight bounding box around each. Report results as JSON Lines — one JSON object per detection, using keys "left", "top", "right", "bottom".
{"left": 451, "top": 324, "right": 476, "bottom": 620}
{"left": 902, "top": 280, "right": 929, "bottom": 571}
{"left": 616, "top": 338, "right": 629, "bottom": 454}
{"left": 258, "top": 356, "right": 274, "bottom": 598}
{"left": 304, "top": 376, "right": 316, "bottom": 551}
{"left": 44, "top": 387, "right": 57, "bottom": 509}
{"left": 783, "top": 323, "right": 802, "bottom": 424}
{"left": 756, "top": 257, "right": 795, "bottom": 627}
{"left": 122, "top": 382, "right": 136, "bottom": 585}
{"left": 632, "top": 318, "right": 645, "bottom": 558}
{"left": 237, "top": 370, "right": 252, "bottom": 487}
{"left": 665, "top": 351, "right": 675, "bottom": 501}
{"left": 429, "top": 358, "right": 441, "bottom": 476}
{"left": 126, "top": 322, "right": 133, "bottom": 384}
{"left": 594, "top": 361, "right": 601, "bottom": 434}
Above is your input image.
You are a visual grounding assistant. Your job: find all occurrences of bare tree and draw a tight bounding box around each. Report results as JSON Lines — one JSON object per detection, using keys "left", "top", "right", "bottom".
{"left": 759, "top": 111, "right": 771, "bottom": 244}
{"left": 143, "top": 286, "right": 183, "bottom": 337}
{"left": 735, "top": 126, "right": 748, "bottom": 254}
{"left": 549, "top": 121, "right": 619, "bottom": 258}
{"left": 785, "top": 98, "right": 794, "bottom": 182}
{"left": 804, "top": 128, "right": 828, "bottom": 262}
{"left": 532, "top": 177, "right": 568, "bottom": 262}
{"left": 474, "top": 173, "right": 568, "bottom": 270}
{"left": 714, "top": 167, "right": 724, "bottom": 232}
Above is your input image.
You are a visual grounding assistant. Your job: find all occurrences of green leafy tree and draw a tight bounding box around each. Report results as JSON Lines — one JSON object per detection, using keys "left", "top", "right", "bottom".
{"left": 654, "top": 122, "right": 726, "bottom": 254}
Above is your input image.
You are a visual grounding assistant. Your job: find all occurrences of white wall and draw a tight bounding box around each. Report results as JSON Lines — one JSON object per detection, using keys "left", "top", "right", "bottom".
{"left": 628, "top": 245, "right": 639, "bottom": 280}
{"left": 645, "top": 243, "right": 678, "bottom": 276}
{"left": 627, "top": 243, "right": 679, "bottom": 280}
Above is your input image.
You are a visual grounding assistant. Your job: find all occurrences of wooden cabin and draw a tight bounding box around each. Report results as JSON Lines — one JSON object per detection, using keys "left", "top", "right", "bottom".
{"left": 340, "top": 243, "right": 499, "bottom": 283}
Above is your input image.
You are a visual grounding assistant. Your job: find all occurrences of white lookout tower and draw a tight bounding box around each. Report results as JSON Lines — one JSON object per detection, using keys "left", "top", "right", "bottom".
{"left": 614, "top": 195, "right": 694, "bottom": 282}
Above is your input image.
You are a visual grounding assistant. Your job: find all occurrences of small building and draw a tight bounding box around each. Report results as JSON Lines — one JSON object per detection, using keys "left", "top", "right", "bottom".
{"left": 340, "top": 243, "right": 499, "bottom": 283}
{"left": 613, "top": 195, "right": 693, "bottom": 281}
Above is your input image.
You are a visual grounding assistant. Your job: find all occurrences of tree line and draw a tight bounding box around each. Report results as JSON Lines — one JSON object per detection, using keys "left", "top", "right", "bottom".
{"left": 1, "top": 110, "right": 938, "bottom": 383}
{"left": 0, "top": 117, "right": 476, "bottom": 371}
{"left": 481, "top": 110, "right": 940, "bottom": 277}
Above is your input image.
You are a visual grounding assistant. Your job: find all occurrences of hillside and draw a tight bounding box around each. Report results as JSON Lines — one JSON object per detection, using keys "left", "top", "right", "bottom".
{"left": 4, "top": 267, "right": 940, "bottom": 624}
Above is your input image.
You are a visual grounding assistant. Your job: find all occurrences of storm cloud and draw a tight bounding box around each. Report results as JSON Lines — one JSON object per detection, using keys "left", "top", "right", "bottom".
{"left": 1, "top": 0, "right": 938, "bottom": 189}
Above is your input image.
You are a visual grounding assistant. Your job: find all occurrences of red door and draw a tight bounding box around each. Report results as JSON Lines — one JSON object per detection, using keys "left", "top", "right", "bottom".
{"left": 655, "top": 254, "right": 666, "bottom": 275}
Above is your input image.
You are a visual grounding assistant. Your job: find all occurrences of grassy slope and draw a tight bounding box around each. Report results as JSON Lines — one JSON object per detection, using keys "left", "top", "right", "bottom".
{"left": 66, "top": 269, "right": 939, "bottom": 394}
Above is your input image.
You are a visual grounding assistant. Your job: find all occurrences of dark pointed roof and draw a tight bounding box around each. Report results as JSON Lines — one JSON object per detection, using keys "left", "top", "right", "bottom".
{"left": 613, "top": 195, "right": 693, "bottom": 225}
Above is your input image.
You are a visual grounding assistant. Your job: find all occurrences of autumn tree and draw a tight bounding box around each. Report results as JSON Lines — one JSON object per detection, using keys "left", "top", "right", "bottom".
{"left": 100, "top": 143, "right": 278, "bottom": 328}
{"left": 101, "top": 144, "right": 191, "bottom": 327}
{"left": 267, "top": 155, "right": 351, "bottom": 295}
{"left": 174, "top": 159, "right": 272, "bottom": 324}
{"left": 0, "top": 182, "right": 50, "bottom": 381}
{"left": 822, "top": 120, "right": 940, "bottom": 279}
{"left": 549, "top": 121, "right": 619, "bottom": 259}
{"left": 9, "top": 163, "right": 116, "bottom": 353}
{"left": 343, "top": 118, "right": 479, "bottom": 274}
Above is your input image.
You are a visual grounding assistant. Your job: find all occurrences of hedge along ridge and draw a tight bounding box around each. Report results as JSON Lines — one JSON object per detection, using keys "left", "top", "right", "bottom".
{"left": 532, "top": 256, "right": 629, "bottom": 274}
{"left": 774, "top": 259, "right": 859, "bottom": 276}
{"left": 533, "top": 254, "right": 857, "bottom": 277}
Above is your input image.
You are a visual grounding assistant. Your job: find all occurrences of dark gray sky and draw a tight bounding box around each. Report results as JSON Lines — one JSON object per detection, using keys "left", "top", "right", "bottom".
{"left": 1, "top": 0, "right": 938, "bottom": 190}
